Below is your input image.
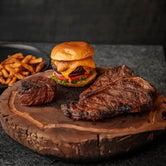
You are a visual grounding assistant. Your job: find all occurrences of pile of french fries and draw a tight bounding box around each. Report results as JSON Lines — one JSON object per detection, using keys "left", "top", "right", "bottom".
{"left": 0, "top": 53, "right": 45, "bottom": 86}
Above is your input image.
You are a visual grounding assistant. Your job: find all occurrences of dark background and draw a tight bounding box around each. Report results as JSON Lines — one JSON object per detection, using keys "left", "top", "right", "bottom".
{"left": 0, "top": 0, "right": 166, "bottom": 46}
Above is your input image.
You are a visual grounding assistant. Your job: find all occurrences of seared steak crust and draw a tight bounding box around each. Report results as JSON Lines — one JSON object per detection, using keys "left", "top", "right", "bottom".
{"left": 61, "top": 65, "right": 157, "bottom": 120}
{"left": 18, "top": 75, "right": 57, "bottom": 105}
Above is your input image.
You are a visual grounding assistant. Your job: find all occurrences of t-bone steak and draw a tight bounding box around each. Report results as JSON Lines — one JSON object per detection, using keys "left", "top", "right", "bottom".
{"left": 61, "top": 65, "right": 157, "bottom": 120}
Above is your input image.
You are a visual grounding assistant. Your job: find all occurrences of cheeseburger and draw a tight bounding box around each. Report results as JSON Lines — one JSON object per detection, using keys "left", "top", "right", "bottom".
{"left": 51, "top": 41, "right": 97, "bottom": 87}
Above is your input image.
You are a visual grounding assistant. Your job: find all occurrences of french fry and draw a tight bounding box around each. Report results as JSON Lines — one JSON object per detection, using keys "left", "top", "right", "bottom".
{"left": 8, "top": 76, "right": 17, "bottom": 86}
{"left": 5, "top": 77, "right": 12, "bottom": 85}
{"left": 29, "top": 57, "right": 43, "bottom": 64}
{"left": 4, "top": 65, "right": 16, "bottom": 75}
{"left": 36, "top": 61, "right": 45, "bottom": 73}
{"left": 0, "top": 64, "right": 3, "bottom": 69}
{"left": 0, "top": 52, "right": 46, "bottom": 85}
{"left": 1, "top": 57, "right": 13, "bottom": 65}
{"left": 32, "top": 56, "right": 36, "bottom": 60}
{"left": 10, "top": 53, "right": 24, "bottom": 59}
{"left": 22, "top": 63, "right": 35, "bottom": 73}
{"left": 3, "top": 57, "right": 21, "bottom": 65}
{"left": 10, "top": 62, "right": 21, "bottom": 68}
{"left": 0, "top": 76, "right": 6, "bottom": 84}
{"left": 1, "top": 68, "right": 9, "bottom": 78}
{"left": 15, "top": 73, "right": 25, "bottom": 80}
{"left": 21, "top": 55, "right": 33, "bottom": 64}
{"left": 11, "top": 57, "right": 21, "bottom": 64}
{"left": 15, "top": 67, "right": 22, "bottom": 72}
{"left": 21, "top": 71, "right": 30, "bottom": 76}
{"left": 0, "top": 71, "right": 2, "bottom": 76}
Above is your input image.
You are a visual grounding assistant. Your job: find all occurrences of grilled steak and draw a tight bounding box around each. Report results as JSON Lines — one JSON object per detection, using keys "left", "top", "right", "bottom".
{"left": 17, "top": 75, "right": 57, "bottom": 106}
{"left": 61, "top": 65, "right": 157, "bottom": 120}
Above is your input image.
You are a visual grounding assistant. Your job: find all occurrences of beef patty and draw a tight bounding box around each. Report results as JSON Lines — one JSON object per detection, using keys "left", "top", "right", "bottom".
{"left": 17, "top": 75, "right": 57, "bottom": 106}
{"left": 61, "top": 65, "right": 157, "bottom": 120}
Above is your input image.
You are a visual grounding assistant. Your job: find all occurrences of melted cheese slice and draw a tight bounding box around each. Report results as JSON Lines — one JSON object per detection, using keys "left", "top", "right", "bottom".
{"left": 52, "top": 57, "right": 96, "bottom": 82}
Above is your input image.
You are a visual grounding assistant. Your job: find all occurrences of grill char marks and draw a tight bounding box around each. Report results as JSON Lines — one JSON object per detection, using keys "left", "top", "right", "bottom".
{"left": 61, "top": 65, "right": 157, "bottom": 120}
{"left": 18, "top": 76, "right": 57, "bottom": 106}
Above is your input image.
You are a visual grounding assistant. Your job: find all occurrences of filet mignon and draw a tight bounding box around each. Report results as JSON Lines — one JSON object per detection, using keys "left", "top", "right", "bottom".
{"left": 17, "top": 75, "right": 57, "bottom": 106}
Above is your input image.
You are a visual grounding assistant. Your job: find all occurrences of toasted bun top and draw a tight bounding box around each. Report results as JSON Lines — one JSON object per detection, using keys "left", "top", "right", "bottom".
{"left": 51, "top": 41, "right": 95, "bottom": 61}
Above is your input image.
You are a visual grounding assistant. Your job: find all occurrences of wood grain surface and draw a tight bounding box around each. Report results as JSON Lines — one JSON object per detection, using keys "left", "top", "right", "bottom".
{"left": 0, "top": 69, "right": 166, "bottom": 160}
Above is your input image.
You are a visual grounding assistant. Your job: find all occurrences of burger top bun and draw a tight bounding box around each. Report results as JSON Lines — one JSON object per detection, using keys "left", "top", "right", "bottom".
{"left": 51, "top": 41, "right": 95, "bottom": 61}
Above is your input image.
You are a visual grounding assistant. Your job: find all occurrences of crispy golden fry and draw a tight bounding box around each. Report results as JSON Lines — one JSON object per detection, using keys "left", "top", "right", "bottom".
{"left": 0, "top": 64, "right": 3, "bottom": 69}
{"left": 11, "top": 58, "right": 22, "bottom": 64}
{"left": 0, "top": 52, "right": 45, "bottom": 85}
{"left": 21, "top": 71, "right": 30, "bottom": 76}
{"left": 2, "top": 55, "right": 21, "bottom": 66}
{"left": 29, "top": 57, "right": 43, "bottom": 64}
{"left": 21, "top": 55, "right": 33, "bottom": 64}
{"left": 10, "top": 62, "right": 21, "bottom": 68}
{"left": 22, "top": 63, "right": 35, "bottom": 74}
{"left": 15, "top": 73, "right": 25, "bottom": 79}
{"left": 1, "top": 58, "right": 11, "bottom": 65}
{"left": 4, "top": 65, "right": 16, "bottom": 75}
{"left": 9, "top": 53, "right": 24, "bottom": 59}
{"left": 0, "top": 76, "right": 6, "bottom": 84}
{"left": 5, "top": 77, "right": 12, "bottom": 84}
{"left": 36, "top": 61, "right": 45, "bottom": 73}
{"left": 8, "top": 76, "right": 17, "bottom": 86}
{"left": 32, "top": 56, "right": 36, "bottom": 60}
{"left": 1, "top": 58, "right": 12, "bottom": 65}
{"left": 4, "top": 57, "right": 21, "bottom": 65}
{"left": 15, "top": 67, "right": 22, "bottom": 72}
{"left": 2, "top": 68, "right": 9, "bottom": 78}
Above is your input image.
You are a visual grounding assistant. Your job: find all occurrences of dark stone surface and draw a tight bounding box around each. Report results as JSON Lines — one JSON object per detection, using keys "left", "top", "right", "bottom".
{"left": 0, "top": 42, "right": 166, "bottom": 165}
{"left": 0, "top": 0, "right": 166, "bottom": 45}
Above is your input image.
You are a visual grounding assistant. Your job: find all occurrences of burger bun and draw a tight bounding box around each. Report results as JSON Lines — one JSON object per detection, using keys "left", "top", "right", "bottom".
{"left": 51, "top": 41, "right": 95, "bottom": 61}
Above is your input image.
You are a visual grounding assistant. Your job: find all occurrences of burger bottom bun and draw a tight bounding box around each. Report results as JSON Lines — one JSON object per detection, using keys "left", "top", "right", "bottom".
{"left": 58, "top": 69, "right": 97, "bottom": 87}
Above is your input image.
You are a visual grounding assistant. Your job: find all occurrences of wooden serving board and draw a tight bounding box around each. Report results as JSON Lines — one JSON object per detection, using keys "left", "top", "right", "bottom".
{"left": 0, "top": 68, "right": 166, "bottom": 161}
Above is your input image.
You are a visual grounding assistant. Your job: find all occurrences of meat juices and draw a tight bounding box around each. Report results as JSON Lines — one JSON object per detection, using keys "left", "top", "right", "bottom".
{"left": 61, "top": 65, "right": 157, "bottom": 120}
{"left": 18, "top": 76, "right": 57, "bottom": 106}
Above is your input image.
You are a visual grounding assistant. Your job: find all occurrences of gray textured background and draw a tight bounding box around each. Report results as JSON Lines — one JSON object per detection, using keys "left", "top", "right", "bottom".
{"left": 0, "top": 42, "right": 166, "bottom": 165}
{"left": 0, "top": 0, "right": 166, "bottom": 46}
